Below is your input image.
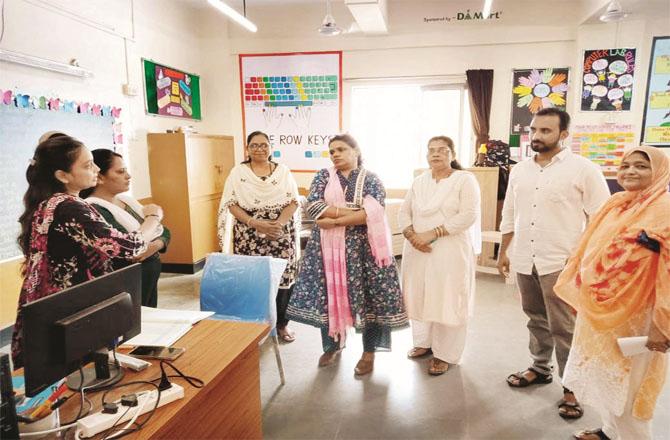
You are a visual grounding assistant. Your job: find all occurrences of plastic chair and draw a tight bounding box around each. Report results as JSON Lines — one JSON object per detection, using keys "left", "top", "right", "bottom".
{"left": 199, "top": 253, "right": 288, "bottom": 385}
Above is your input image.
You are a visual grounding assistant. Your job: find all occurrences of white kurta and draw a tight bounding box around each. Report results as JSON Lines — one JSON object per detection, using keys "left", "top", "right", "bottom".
{"left": 399, "top": 170, "right": 481, "bottom": 326}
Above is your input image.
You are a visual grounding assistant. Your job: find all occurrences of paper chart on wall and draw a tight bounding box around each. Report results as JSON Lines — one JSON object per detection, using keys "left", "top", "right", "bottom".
{"left": 570, "top": 124, "right": 635, "bottom": 175}
{"left": 510, "top": 68, "right": 569, "bottom": 134}
{"left": 239, "top": 52, "right": 342, "bottom": 171}
{"left": 641, "top": 36, "right": 670, "bottom": 146}
{"left": 581, "top": 48, "right": 636, "bottom": 112}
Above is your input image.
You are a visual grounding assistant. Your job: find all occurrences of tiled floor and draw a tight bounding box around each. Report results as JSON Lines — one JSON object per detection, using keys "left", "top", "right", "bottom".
{"left": 158, "top": 271, "right": 670, "bottom": 440}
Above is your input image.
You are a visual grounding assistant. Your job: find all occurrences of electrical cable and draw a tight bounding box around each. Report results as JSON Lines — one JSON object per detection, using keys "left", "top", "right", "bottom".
{"left": 100, "top": 406, "right": 131, "bottom": 440}
{"left": 97, "top": 380, "right": 160, "bottom": 439}
{"left": 103, "top": 392, "right": 150, "bottom": 440}
{"left": 152, "top": 360, "right": 204, "bottom": 389}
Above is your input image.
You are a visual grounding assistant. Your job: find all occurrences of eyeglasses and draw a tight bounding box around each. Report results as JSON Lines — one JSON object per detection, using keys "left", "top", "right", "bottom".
{"left": 248, "top": 143, "right": 270, "bottom": 151}
{"left": 427, "top": 147, "right": 450, "bottom": 155}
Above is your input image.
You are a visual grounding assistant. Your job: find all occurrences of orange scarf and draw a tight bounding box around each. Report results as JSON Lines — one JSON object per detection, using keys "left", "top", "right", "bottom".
{"left": 555, "top": 146, "right": 669, "bottom": 335}
{"left": 554, "top": 145, "right": 670, "bottom": 419}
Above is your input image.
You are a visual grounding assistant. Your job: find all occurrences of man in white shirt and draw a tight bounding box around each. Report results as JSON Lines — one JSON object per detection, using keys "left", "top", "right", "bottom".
{"left": 498, "top": 108, "right": 610, "bottom": 420}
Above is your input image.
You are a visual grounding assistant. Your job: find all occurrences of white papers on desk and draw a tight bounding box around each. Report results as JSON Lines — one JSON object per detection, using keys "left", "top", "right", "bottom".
{"left": 139, "top": 306, "right": 213, "bottom": 325}
{"left": 617, "top": 336, "right": 649, "bottom": 357}
{"left": 122, "top": 307, "right": 214, "bottom": 347}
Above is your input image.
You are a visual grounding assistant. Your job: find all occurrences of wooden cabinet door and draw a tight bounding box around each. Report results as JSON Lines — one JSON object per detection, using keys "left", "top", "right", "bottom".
{"left": 189, "top": 195, "right": 222, "bottom": 262}
{"left": 186, "top": 136, "right": 234, "bottom": 198}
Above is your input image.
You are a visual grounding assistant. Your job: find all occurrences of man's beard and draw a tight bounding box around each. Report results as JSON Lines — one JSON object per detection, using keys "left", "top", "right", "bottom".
{"left": 530, "top": 140, "right": 559, "bottom": 153}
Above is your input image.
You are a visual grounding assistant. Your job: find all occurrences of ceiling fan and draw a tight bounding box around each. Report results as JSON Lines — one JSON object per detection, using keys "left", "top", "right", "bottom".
{"left": 318, "top": 0, "right": 343, "bottom": 36}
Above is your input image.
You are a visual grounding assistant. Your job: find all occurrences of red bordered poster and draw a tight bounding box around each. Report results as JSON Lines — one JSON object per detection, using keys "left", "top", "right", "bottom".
{"left": 239, "top": 51, "right": 342, "bottom": 172}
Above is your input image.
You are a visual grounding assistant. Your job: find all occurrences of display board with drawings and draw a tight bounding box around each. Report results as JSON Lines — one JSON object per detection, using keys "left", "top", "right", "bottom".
{"left": 0, "top": 105, "right": 114, "bottom": 261}
{"left": 581, "top": 48, "right": 636, "bottom": 112}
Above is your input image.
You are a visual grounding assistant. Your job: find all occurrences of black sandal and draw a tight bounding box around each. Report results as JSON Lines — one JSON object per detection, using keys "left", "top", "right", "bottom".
{"left": 506, "top": 369, "right": 553, "bottom": 387}
{"left": 573, "top": 428, "right": 610, "bottom": 440}
{"left": 559, "top": 388, "right": 584, "bottom": 419}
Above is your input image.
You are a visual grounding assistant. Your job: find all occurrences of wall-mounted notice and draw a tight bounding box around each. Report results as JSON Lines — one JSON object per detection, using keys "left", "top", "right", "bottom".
{"left": 641, "top": 36, "right": 670, "bottom": 146}
{"left": 510, "top": 68, "right": 569, "bottom": 134}
{"left": 239, "top": 51, "right": 342, "bottom": 171}
{"left": 581, "top": 48, "right": 636, "bottom": 112}
{"left": 571, "top": 124, "right": 635, "bottom": 175}
{"left": 143, "top": 59, "right": 201, "bottom": 120}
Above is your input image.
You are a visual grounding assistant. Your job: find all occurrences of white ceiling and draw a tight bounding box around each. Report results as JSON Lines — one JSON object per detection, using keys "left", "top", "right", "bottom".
{"left": 184, "top": 0, "right": 669, "bottom": 37}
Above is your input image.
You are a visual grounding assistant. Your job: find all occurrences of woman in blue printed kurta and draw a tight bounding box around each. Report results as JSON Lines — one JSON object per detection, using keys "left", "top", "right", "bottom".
{"left": 287, "top": 134, "right": 407, "bottom": 375}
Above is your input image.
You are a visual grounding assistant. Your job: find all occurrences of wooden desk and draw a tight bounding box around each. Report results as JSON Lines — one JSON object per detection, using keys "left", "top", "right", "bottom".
{"left": 61, "top": 320, "right": 269, "bottom": 439}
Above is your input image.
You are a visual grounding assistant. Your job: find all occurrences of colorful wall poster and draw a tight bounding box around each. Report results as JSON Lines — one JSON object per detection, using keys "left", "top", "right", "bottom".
{"left": 143, "top": 59, "right": 201, "bottom": 120}
{"left": 510, "top": 68, "right": 569, "bottom": 134}
{"left": 239, "top": 51, "right": 342, "bottom": 171}
{"left": 570, "top": 124, "right": 635, "bottom": 175}
{"left": 581, "top": 48, "right": 636, "bottom": 112}
{"left": 641, "top": 36, "right": 670, "bottom": 146}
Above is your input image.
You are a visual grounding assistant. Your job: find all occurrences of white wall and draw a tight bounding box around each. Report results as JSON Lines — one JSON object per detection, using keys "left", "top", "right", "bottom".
{"left": 0, "top": 0, "right": 235, "bottom": 198}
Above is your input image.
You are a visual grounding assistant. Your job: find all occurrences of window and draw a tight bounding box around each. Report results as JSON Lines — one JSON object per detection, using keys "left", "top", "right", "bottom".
{"left": 348, "top": 82, "right": 472, "bottom": 189}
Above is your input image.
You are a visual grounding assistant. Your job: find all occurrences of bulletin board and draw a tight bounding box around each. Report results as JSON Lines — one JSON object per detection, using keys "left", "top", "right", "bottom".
{"left": 143, "top": 59, "right": 202, "bottom": 120}
{"left": 641, "top": 36, "right": 670, "bottom": 146}
{"left": 510, "top": 68, "right": 569, "bottom": 134}
{"left": 570, "top": 124, "right": 635, "bottom": 176}
{"left": 239, "top": 51, "right": 342, "bottom": 172}
{"left": 580, "top": 48, "right": 636, "bottom": 112}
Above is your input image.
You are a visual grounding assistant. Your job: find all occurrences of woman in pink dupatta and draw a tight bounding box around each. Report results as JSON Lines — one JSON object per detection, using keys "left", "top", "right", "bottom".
{"left": 287, "top": 134, "right": 408, "bottom": 375}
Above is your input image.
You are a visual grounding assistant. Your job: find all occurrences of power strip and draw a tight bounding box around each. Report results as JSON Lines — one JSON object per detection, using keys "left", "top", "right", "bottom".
{"left": 76, "top": 383, "right": 184, "bottom": 438}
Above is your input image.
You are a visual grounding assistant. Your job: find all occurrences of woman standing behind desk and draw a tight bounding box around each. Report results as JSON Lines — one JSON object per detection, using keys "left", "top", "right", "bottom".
{"left": 400, "top": 135, "right": 481, "bottom": 375}
{"left": 555, "top": 146, "right": 670, "bottom": 440}
{"left": 217, "top": 130, "right": 300, "bottom": 342}
{"left": 11, "top": 134, "right": 162, "bottom": 367}
{"left": 287, "top": 134, "right": 407, "bottom": 375}
{"left": 82, "top": 149, "right": 171, "bottom": 308}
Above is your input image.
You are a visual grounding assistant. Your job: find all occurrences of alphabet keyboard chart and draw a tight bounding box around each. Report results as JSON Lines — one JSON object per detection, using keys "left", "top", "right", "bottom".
{"left": 240, "top": 52, "right": 342, "bottom": 171}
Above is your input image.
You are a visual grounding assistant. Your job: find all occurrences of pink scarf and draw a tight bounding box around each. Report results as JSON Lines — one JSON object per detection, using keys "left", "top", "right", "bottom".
{"left": 321, "top": 168, "right": 353, "bottom": 342}
{"left": 320, "top": 168, "right": 394, "bottom": 342}
{"left": 363, "top": 195, "right": 394, "bottom": 267}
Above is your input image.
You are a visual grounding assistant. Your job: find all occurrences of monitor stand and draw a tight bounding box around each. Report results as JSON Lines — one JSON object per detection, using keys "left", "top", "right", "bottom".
{"left": 66, "top": 349, "right": 124, "bottom": 392}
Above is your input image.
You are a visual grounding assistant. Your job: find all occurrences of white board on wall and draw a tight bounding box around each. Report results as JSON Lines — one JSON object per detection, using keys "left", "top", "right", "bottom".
{"left": 239, "top": 51, "right": 342, "bottom": 171}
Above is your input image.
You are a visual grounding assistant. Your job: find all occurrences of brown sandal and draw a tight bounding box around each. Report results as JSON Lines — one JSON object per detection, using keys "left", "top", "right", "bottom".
{"left": 428, "top": 358, "right": 449, "bottom": 375}
{"left": 558, "top": 388, "right": 584, "bottom": 419}
{"left": 407, "top": 347, "right": 432, "bottom": 359}
{"left": 318, "top": 350, "right": 341, "bottom": 367}
{"left": 354, "top": 357, "right": 374, "bottom": 375}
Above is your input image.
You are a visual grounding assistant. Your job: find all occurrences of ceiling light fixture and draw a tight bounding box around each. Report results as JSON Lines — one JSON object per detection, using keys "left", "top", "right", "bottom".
{"left": 599, "top": 0, "right": 628, "bottom": 22}
{"left": 0, "top": 48, "right": 93, "bottom": 78}
{"left": 207, "top": 0, "right": 257, "bottom": 33}
{"left": 318, "top": 0, "right": 342, "bottom": 36}
{"left": 482, "top": 0, "right": 493, "bottom": 19}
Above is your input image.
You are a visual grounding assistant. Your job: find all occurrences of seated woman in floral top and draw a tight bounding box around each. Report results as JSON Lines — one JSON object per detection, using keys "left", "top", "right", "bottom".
{"left": 11, "top": 134, "right": 164, "bottom": 367}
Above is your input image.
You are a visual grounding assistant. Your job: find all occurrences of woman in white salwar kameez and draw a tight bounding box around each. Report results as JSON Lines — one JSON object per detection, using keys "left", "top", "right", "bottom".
{"left": 399, "top": 136, "right": 481, "bottom": 375}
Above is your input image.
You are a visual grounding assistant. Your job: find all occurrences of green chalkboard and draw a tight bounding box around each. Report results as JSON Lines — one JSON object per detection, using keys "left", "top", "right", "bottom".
{"left": 143, "top": 59, "right": 201, "bottom": 120}
{"left": 0, "top": 105, "right": 114, "bottom": 261}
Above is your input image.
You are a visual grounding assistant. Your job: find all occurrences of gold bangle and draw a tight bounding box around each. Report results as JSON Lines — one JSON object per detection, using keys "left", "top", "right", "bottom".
{"left": 246, "top": 217, "right": 254, "bottom": 227}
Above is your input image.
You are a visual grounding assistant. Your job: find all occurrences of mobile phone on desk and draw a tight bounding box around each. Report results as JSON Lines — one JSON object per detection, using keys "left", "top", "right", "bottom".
{"left": 128, "top": 346, "right": 185, "bottom": 361}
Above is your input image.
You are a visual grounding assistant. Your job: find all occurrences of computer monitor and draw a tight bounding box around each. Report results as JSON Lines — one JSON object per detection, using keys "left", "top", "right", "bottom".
{"left": 21, "top": 264, "right": 142, "bottom": 397}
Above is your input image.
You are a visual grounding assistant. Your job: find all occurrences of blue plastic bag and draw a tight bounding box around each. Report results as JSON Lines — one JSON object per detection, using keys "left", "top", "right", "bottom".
{"left": 199, "top": 253, "right": 288, "bottom": 331}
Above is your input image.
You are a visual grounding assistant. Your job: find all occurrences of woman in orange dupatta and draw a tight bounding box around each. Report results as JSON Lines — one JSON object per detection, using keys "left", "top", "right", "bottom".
{"left": 554, "top": 146, "right": 670, "bottom": 440}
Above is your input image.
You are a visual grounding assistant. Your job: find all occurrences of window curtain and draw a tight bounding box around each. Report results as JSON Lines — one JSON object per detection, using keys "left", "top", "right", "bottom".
{"left": 466, "top": 69, "right": 494, "bottom": 156}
